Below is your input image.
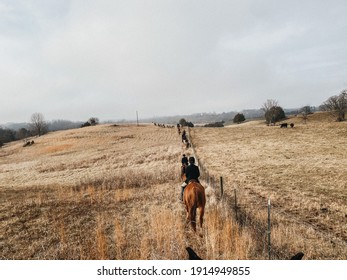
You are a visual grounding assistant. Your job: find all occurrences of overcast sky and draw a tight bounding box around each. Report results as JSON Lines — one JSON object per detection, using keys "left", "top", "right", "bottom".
{"left": 1, "top": 0, "right": 347, "bottom": 123}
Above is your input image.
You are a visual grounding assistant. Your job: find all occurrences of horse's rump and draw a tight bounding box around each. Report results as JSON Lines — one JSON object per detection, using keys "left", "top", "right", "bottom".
{"left": 183, "top": 181, "right": 206, "bottom": 232}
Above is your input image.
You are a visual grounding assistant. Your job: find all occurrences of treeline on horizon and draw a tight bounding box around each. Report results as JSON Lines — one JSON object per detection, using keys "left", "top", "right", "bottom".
{"left": 141, "top": 107, "right": 306, "bottom": 125}
{"left": 0, "top": 120, "right": 83, "bottom": 147}
{"left": 2, "top": 88, "right": 346, "bottom": 147}
{"left": 0, "top": 107, "right": 311, "bottom": 147}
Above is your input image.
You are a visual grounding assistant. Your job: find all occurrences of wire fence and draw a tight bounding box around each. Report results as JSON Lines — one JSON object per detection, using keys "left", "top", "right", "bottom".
{"left": 185, "top": 127, "right": 346, "bottom": 260}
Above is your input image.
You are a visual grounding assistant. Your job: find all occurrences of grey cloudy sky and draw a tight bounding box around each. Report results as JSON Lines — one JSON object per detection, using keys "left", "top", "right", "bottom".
{"left": 1, "top": 0, "right": 347, "bottom": 123}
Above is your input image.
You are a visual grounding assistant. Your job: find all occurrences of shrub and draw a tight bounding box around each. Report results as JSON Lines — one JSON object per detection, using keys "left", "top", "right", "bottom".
{"left": 204, "top": 121, "right": 224, "bottom": 127}
{"left": 265, "top": 106, "right": 286, "bottom": 124}
{"left": 81, "top": 122, "right": 91, "bottom": 128}
{"left": 233, "top": 113, "right": 246, "bottom": 124}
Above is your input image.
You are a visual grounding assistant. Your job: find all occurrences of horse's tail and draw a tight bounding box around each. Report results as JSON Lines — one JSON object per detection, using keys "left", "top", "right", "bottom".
{"left": 184, "top": 182, "right": 205, "bottom": 232}
{"left": 189, "top": 186, "right": 199, "bottom": 231}
{"left": 190, "top": 199, "right": 198, "bottom": 232}
{"left": 195, "top": 185, "right": 205, "bottom": 228}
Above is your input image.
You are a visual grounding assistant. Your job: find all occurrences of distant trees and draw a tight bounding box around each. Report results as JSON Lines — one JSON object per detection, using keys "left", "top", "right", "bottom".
{"left": 186, "top": 121, "right": 194, "bottom": 127}
{"left": 300, "top": 105, "right": 315, "bottom": 124}
{"left": 48, "top": 120, "right": 82, "bottom": 131}
{"left": 179, "top": 118, "right": 187, "bottom": 126}
{"left": 29, "top": 113, "right": 47, "bottom": 136}
{"left": 179, "top": 118, "right": 194, "bottom": 127}
{"left": 261, "top": 99, "right": 286, "bottom": 125}
{"left": 16, "top": 128, "right": 30, "bottom": 140}
{"left": 301, "top": 106, "right": 313, "bottom": 115}
{"left": 81, "top": 122, "right": 91, "bottom": 128}
{"left": 81, "top": 117, "right": 100, "bottom": 128}
{"left": 233, "top": 113, "right": 246, "bottom": 124}
{"left": 89, "top": 117, "right": 99, "bottom": 126}
{"left": 0, "top": 127, "right": 15, "bottom": 146}
{"left": 320, "top": 90, "right": 347, "bottom": 121}
{"left": 0, "top": 126, "right": 31, "bottom": 146}
{"left": 204, "top": 121, "right": 224, "bottom": 127}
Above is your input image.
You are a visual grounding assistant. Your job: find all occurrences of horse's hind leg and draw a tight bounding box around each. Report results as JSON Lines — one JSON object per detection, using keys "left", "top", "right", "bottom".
{"left": 199, "top": 206, "right": 205, "bottom": 228}
{"left": 190, "top": 206, "right": 197, "bottom": 232}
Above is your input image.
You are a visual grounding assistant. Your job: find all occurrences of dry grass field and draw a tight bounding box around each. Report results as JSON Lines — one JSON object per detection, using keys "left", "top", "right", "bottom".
{"left": 190, "top": 112, "right": 347, "bottom": 259}
{"left": 1, "top": 113, "right": 345, "bottom": 260}
{"left": 0, "top": 124, "right": 253, "bottom": 260}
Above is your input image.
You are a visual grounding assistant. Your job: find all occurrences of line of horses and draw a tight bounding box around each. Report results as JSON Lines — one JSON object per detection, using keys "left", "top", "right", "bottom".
{"left": 153, "top": 122, "right": 175, "bottom": 128}
{"left": 179, "top": 135, "right": 304, "bottom": 260}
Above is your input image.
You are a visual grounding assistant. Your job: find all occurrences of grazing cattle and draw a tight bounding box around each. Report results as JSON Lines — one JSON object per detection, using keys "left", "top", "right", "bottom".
{"left": 290, "top": 123, "right": 294, "bottom": 128}
{"left": 280, "top": 123, "right": 288, "bottom": 128}
{"left": 23, "top": 140, "right": 33, "bottom": 147}
{"left": 290, "top": 252, "right": 304, "bottom": 260}
{"left": 186, "top": 247, "right": 202, "bottom": 260}
{"left": 183, "top": 180, "right": 206, "bottom": 232}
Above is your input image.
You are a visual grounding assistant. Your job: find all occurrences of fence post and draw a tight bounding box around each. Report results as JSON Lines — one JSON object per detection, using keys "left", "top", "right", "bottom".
{"left": 234, "top": 189, "right": 238, "bottom": 220}
{"left": 220, "top": 176, "right": 224, "bottom": 198}
{"left": 268, "top": 198, "right": 271, "bottom": 260}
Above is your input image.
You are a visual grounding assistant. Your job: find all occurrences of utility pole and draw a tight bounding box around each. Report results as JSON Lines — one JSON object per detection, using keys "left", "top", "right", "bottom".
{"left": 136, "top": 111, "right": 139, "bottom": 126}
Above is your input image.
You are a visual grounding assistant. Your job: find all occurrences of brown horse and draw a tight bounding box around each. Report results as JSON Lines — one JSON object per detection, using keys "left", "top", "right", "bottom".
{"left": 183, "top": 180, "right": 206, "bottom": 232}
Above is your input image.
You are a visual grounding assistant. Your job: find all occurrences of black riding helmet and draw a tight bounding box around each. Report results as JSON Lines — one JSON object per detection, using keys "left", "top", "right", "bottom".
{"left": 189, "top": 156, "right": 195, "bottom": 164}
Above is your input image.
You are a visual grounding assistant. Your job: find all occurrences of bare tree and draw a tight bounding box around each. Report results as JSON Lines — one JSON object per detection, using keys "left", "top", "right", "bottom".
{"left": 179, "top": 118, "right": 187, "bottom": 126}
{"left": 30, "top": 112, "right": 47, "bottom": 136}
{"left": 88, "top": 117, "right": 99, "bottom": 126}
{"left": 320, "top": 90, "right": 347, "bottom": 121}
{"left": 301, "top": 106, "right": 312, "bottom": 124}
{"left": 261, "top": 99, "right": 285, "bottom": 125}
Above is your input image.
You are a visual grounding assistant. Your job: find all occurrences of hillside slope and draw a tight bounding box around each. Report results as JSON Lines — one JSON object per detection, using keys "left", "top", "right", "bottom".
{"left": 190, "top": 113, "right": 347, "bottom": 259}
{"left": 1, "top": 124, "right": 253, "bottom": 260}
{"left": 0, "top": 124, "right": 187, "bottom": 259}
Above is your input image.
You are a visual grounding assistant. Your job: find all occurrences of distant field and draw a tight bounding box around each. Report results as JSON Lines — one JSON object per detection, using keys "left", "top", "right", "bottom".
{"left": 0, "top": 124, "right": 252, "bottom": 260}
{"left": 1, "top": 113, "right": 345, "bottom": 259}
{"left": 190, "top": 112, "right": 347, "bottom": 259}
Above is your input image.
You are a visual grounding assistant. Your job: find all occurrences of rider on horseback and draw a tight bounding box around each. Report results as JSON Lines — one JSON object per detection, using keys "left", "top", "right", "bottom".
{"left": 181, "top": 154, "right": 188, "bottom": 165}
{"left": 181, "top": 156, "right": 200, "bottom": 200}
{"left": 181, "top": 154, "right": 188, "bottom": 180}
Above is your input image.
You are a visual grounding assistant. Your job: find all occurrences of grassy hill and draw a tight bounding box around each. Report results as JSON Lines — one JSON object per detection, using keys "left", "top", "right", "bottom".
{"left": 0, "top": 124, "right": 251, "bottom": 259}
{"left": 1, "top": 112, "right": 346, "bottom": 259}
{"left": 190, "top": 112, "right": 347, "bottom": 259}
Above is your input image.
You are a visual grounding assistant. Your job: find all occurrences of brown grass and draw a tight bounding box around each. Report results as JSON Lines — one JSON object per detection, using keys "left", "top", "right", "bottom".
{"left": 2, "top": 113, "right": 344, "bottom": 260}
{"left": 190, "top": 112, "right": 347, "bottom": 259}
{"left": 0, "top": 124, "right": 253, "bottom": 260}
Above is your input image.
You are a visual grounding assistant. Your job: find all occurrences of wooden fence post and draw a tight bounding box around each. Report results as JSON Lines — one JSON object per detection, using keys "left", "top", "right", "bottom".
{"left": 220, "top": 176, "right": 224, "bottom": 198}
{"left": 268, "top": 198, "right": 271, "bottom": 260}
{"left": 234, "top": 189, "right": 238, "bottom": 220}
